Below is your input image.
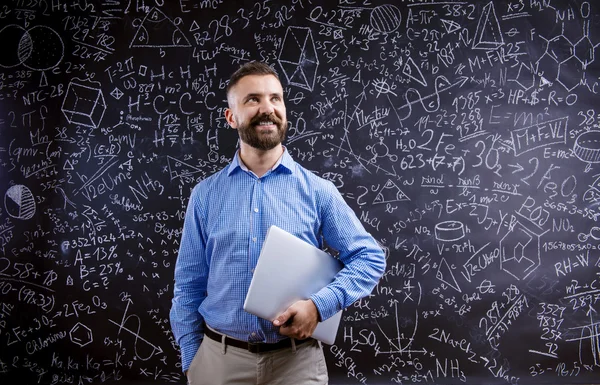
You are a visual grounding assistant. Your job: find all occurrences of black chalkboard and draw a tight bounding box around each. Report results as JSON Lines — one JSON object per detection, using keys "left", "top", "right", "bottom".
{"left": 1, "top": 1, "right": 600, "bottom": 384}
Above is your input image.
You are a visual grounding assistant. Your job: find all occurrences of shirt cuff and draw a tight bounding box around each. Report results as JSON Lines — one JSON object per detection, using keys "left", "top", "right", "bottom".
{"left": 310, "top": 287, "right": 342, "bottom": 322}
{"left": 180, "top": 334, "right": 203, "bottom": 372}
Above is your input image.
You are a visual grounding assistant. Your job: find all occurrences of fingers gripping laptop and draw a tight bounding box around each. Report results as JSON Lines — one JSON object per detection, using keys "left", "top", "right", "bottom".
{"left": 243, "top": 225, "right": 343, "bottom": 345}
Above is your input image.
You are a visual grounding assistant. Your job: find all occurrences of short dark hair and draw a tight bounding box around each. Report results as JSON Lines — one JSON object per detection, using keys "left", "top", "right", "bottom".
{"left": 226, "top": 61, "right": 280, "bottom": 96}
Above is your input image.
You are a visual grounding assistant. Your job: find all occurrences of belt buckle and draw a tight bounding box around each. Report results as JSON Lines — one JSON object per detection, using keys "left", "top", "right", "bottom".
{"left": 247, "top": 342, "right": 261, "bottom": 353}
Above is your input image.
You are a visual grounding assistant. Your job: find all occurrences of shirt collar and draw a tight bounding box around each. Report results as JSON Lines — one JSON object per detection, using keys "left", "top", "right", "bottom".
{"left": 227, "top": 147, "right": 294, "bottom": 176}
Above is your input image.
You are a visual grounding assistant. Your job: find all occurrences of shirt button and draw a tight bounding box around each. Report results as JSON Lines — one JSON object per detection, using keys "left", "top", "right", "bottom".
{"left": 252, "top": 237, "right": 257, "bottom": 242}
{"left": 254, "top": 208, "right": 259, "bottom": 213}
{"left": 257, "top": 180, "right": 262, "bottom": 184}
{"left": 252, "top": 332, "right": 256, "bottom": 336}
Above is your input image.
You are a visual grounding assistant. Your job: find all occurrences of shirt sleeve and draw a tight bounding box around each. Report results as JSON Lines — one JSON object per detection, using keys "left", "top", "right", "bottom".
{"left": 170, "top": 186, "right": 209, "bottom": 372}
{"left": 310, "top": 183, "right": 386, "bottom": 322}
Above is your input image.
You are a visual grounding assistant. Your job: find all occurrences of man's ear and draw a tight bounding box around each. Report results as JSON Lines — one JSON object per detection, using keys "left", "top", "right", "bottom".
{"left": 224, "top": 108, "right": 237, "bottom": 129}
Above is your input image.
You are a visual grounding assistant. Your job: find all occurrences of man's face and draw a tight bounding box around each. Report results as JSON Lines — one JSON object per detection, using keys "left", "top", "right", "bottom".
{"left": 225, "top": 74, "right": 287, "bottom": 151}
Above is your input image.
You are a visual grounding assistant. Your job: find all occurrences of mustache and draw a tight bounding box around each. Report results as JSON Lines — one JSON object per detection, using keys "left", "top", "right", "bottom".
{"left": 250, "top": 113, "right": 283, "bottom": 126}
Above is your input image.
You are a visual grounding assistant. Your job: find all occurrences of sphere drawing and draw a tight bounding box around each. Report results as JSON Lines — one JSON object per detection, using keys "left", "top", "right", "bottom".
{"left": 370, "top": 5, "right": 402, "bottom": 34}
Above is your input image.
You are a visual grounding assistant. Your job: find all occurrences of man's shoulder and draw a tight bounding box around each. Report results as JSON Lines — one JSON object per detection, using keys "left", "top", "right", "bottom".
{"left": 192, "top": 164, "right": 231, "bottom": 195}
{"left": 291, "top": 162, "right": 339, "bottom": 196}
{"left": 294, "top": 162, "right": 333, "bottom": 183}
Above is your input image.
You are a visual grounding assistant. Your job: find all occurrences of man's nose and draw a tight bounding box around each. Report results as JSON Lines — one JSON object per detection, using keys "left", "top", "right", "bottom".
{"left": 258, "top": 100, "right": 275, "bottom": 115}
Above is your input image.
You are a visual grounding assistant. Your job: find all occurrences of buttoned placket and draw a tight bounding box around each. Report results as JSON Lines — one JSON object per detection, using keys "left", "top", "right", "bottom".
{"left": 249, "top": 179, "right": 262, "bottom": 269}
{"left": 249, "top": 175, "right": 264, "bottom": 341}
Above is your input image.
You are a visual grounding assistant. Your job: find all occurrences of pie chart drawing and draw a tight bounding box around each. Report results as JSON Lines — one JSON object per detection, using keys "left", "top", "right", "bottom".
{"left": 5, "top": 185, "right": 36, "bottom": 220}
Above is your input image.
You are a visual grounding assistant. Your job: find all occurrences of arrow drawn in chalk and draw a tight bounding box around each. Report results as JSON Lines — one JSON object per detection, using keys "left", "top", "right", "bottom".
{"left": 396, "top": 76, "right": 469, "bottom": 121}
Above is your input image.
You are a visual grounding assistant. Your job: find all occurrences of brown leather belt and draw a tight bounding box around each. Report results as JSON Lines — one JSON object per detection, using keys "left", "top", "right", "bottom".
{"left": 203, "top": 326, "right": 311, "bottom": 353}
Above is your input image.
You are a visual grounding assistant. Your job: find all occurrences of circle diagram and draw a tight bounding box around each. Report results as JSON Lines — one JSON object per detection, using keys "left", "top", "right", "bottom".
{"left": 5, "top": 185, "right": 36, "bottom": 220}
{"left": 0, "top": 24, "right": 64, "bottom": 70}
{"left": 0, "top": 24, "right": 31, "bottom": 68}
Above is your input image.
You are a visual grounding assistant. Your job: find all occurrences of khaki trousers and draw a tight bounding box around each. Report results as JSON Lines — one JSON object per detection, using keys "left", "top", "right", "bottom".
{"left": 187, "top": 335, "right": 328, "bottom": 385}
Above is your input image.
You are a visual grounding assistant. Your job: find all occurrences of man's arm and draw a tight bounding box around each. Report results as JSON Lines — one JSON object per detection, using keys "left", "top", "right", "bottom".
{"left": 170, "top": 187, "right": 209, "bottom": 372}
{"left": 310, "top": 183, "right": 386, "bottom": 322}
{"left": 274, "top": 182, "right": 386, "bottom": 337}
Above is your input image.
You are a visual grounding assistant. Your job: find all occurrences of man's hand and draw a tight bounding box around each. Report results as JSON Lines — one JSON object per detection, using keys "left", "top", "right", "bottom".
{"left": 273, "top": 299, "right": 319, "bottom": 339}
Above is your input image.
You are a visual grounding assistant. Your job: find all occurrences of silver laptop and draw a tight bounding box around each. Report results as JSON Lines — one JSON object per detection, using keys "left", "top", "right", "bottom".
{"left": 243, "top": 225, "right": 343, "bottom": 345}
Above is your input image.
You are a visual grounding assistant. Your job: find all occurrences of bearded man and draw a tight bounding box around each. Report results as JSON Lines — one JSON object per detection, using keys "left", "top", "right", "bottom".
{"left": 170, "top": 61, "right": 386, "bottom": 385}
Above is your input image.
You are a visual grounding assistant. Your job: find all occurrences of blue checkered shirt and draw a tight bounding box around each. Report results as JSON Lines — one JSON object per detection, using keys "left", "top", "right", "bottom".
{"left": 170, "top": 148, "right": 386, "bottom": 372}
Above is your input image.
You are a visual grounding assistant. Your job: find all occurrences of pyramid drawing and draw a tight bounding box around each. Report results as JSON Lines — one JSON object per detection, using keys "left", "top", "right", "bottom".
{"left": 130, "top": 7, "right": 191, "bottom": 48}
{"left": 436, "top": 257, "right": 461, "bottom": 292}
{"left": 373, "top": 179, "right": 410, "bottom": 205}
{"left": 472, "top": 2, "right": 504, "bottom": 50}
{"left": 278, "top": 26, "right": 319, "bottom": 91}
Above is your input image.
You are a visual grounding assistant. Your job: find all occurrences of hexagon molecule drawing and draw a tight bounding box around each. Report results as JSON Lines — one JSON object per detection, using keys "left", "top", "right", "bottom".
{"left": 499, "top": 219, "right": 543, "bottom": 281}
{"left": 536, "top": 20, "right": 600, "bottom": 92}
{"left": 69, "top": 322, "right": 93, "bottom": 347}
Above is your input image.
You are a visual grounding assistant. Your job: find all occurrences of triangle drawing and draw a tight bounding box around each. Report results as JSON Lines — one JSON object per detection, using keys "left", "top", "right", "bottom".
{"left": 472, "top": 2, "right": 504, "bottom": 50}
{"left": 167, "top": 156, "right": 203, "bottom": 181}
{"left": 403, "top": 57, "right": 427, "bottom": 87}
{"left": 373, "top": 179, "right": 410, "bottom": 205}
{"left": 440, "top": 19, "right": 461, "bottom": 34}
{"left": 539, "top": 75, "right": 552, "bottom": 87}
{"left": 39, "top": 71, "right": 48, "bottom": 87}
{"left": 436, "top": 257, "right": 461, "bottom": 292}
{"left": 189, "top": 20, "right": 200, "bottom": 32}
{"left": 130, "top": 7, "right": 191, "bottom": 48}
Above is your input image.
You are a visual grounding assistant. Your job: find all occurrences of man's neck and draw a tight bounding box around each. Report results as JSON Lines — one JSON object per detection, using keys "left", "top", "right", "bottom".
{"left": 238, "top": 143, "right": 284, "bottom": 178}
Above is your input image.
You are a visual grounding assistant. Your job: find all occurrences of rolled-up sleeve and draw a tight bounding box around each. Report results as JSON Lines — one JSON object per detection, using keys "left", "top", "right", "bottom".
{"left": 310, "top": 183, "right": 386, "bottom": 321}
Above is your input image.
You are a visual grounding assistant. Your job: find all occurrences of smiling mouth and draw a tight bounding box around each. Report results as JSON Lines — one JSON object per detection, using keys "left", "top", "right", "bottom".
{"left": 254, "top": 120, "right": 276, "bottom": 130}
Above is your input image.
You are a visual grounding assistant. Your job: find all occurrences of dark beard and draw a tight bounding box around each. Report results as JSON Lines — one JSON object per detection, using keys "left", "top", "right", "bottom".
{"left": 238, "top": 113, "right": 287, "bottom": 151}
